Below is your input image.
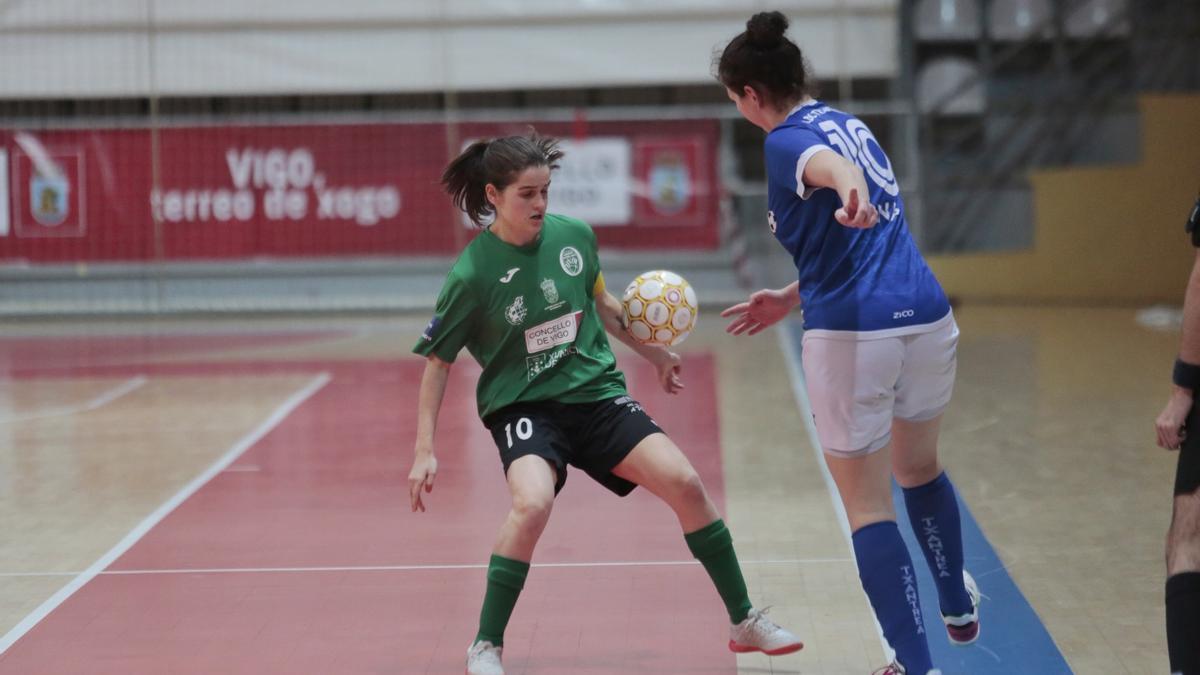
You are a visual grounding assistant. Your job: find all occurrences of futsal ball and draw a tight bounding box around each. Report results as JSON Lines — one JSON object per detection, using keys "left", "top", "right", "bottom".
{"left": 621, "top": 270, "right": 698, "bottom": 346}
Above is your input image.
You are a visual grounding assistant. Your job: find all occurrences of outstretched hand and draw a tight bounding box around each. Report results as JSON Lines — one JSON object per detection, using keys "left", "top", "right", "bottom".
{"left": 835, "top": 188, "right": 879, "bottom": 229}
{"left": 721, "top": 287, "right": 796, "bottom": 336}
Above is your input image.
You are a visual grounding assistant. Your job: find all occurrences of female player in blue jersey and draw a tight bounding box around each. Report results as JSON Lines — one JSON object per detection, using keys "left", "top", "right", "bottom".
{"left": 716, "top": 11, "right": 980, "bottom": 675}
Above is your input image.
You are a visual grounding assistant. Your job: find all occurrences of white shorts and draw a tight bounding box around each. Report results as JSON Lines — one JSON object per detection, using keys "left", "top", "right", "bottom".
{"left": 801, "top": 312, "right": 958, "bottom": 457}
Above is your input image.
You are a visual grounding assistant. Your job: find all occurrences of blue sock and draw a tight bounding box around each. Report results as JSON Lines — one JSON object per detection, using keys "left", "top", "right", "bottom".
{"left": 852, "top": 521, "right": 933, "bottom": 674}
{"left": 902, "top": 472, "right": 972, "bottom": 617}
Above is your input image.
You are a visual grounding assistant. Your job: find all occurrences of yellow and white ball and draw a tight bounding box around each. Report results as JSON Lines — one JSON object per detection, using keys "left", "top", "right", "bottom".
{"left": 621, "top": 270, "right": 698, "bottom": 346}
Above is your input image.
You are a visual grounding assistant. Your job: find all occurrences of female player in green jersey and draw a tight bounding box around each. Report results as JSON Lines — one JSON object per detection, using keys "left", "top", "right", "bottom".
{"left": 410, "top": 132, "right": 801, "bottom": 675}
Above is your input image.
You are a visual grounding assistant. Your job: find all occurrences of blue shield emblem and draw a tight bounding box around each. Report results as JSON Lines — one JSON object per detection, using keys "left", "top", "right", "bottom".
{"left": 30, "top": 174, "right": 70, "bottom": 227}
{"left": 421, "top": 315, "right": 443, "bottom": 342}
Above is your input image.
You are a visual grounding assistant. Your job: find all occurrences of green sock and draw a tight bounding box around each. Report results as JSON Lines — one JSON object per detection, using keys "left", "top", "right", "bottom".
{"left": 474, "top": 554, "right": 530, "bottom": 647}
{"left": 684, "top": 519, "right": 753, "bottom": 624}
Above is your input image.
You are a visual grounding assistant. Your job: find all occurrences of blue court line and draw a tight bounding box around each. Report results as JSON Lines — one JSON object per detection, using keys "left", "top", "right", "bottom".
{"left": 782, "top": 319, "right": 1073, "bottom": 674}
{"left": 892, "top": 480, "right": 1071, "bottom": 674}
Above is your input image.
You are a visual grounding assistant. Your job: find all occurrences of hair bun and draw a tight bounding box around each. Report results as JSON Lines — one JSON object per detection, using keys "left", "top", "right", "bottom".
{"left": 746, "top": 11, "right": 788, "bottom": 48}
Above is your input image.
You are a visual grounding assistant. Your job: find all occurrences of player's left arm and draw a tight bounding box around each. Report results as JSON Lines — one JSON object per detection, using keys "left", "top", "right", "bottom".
{"left": 593, "top": 273, "right": 684, "bottom": 394}
{"left": 720, "top": 281, "right": 802, "bottom": 336}
{"left": 803, "top": 150, "right": 878, "bottom": 229}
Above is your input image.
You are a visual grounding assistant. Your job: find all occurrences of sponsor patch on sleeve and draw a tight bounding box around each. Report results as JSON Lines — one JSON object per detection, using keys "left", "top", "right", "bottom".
{"left": 420, "top": 315, "right": 443, "bottom": 342}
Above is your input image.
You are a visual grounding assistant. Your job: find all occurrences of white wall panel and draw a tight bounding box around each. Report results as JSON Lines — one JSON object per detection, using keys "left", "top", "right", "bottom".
{"left": 151, "top": 30, "right": 445, "bottom": 96}
{"left": 0, "top": 0, "right": 897, "bottom": 98}
{"left": 152, "top": 0, "right": 443, "bottom": 24}
{"left": 0, "top": 0, "right": 147, "bottom": 28}
{"left": 0, "top": 33, "right": 150, "bottom": 98}
{"left": 0, "top": 0, "right": 888, "bottom": 24}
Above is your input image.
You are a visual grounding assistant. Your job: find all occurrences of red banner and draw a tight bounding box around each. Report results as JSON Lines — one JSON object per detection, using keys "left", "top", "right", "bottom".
{"left": 0, "top": 119, "right": 720, "bottom": 263}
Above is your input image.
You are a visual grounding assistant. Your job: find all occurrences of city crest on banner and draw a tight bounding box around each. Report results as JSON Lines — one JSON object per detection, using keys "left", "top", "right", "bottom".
{"left": 633, "top": 137, "right": 707, "bottom": 227}
{"left": 13, "top": 147, "right": 86, "bottom": 238}
{"left": 30, "top": 173, "right": 70, "bottom": 226}
{"left": 647, "top": 150, "right": 691, "bottom": 216}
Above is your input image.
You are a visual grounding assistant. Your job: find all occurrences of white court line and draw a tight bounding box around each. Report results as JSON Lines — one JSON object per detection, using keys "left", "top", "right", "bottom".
{"left": 0, "top": 372, "right": 332, "bottom": 656}
{"left": 774, "top": 325, "right": 853, "bottom": 541}
{"left": 0, "top": 557, "right": 854, "bottom": 578}
{"left": 775, "top": 323, "right": 893, "bottom": 661}
{"left": 0, "top": 375, "right": 148, "bottom": 424}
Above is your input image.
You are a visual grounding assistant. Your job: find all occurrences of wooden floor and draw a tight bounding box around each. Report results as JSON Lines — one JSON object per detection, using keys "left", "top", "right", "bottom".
{"left": 0, "top": 306, "right": 1179, "bottom": 674}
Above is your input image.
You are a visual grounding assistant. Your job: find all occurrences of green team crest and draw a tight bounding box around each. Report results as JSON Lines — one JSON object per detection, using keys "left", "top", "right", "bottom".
{"left": 559, "top": 246, "right": 583, "bottom": 277}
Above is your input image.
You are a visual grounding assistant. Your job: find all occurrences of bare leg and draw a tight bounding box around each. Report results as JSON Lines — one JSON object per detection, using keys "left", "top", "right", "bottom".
{"left": 1166, "top": 490, "right": 1200, "bottom": 674}
{"left": 472, "top": 455, "right": 557, "bottom": 652}
{"left": 890, "top": 415, "right": 943, "bottom": 488}
{"left": 613, "top": 433, "right": 757, "bottom": 627}
{"left": 611, "top": 432, "right": 720, "bottom": 532}
{"left": 492, "top": 455, "right": 557, "bottom": 560}
{"left": 1168, "top": 490, "right": 1200, "bottom": 575}
{"left": 824, "top": 445, "right": 895, "bottom": 531}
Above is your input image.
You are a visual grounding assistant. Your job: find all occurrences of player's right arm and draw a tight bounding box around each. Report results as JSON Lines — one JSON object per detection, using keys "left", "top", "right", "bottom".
{"left": 409, "top": 269, "right": 478, "bottom": 509}
{"left": 766, "top": 126, "right": 876, "bottom": 229}
{"left": 410, "top": 355, "right": 451, "bottom": 511}
{"left": 801, "top": 151, "right": 878, "bottom": 229}
{"left": 1157, "top": 192, "right": 1200, "bottom": 449}
{"left": 1158, "top": 247, "right": 1200, "bottom": 449}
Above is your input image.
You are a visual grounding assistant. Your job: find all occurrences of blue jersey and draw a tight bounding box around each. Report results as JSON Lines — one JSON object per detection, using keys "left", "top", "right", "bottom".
{"left": 765, "top": 101, "right": 949, "bottom": 337}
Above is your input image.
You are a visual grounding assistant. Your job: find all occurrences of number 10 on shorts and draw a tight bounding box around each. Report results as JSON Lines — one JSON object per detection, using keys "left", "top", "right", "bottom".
{"left": 505, "top": 418, "right": 533, "bottom": 448}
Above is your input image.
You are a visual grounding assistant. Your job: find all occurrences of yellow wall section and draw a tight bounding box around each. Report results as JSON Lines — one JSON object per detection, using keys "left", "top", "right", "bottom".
{"left": 927, "top": 94, "right": 1200, "bottom": 304}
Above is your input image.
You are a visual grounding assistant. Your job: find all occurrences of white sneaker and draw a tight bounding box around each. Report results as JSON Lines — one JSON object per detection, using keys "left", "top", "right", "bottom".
{"left": 942, "top": 570, "right": 981, "bottom": 646}
{"left": 466, "top": 640, "right": 503, "bottom": 675}
{"left": 728, "top": 607, "right": 803, "bottom": 656}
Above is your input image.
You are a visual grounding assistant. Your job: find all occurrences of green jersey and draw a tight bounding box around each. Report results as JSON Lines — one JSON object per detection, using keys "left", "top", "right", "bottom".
{"left": 413, "top": 213, "right": 627, "bottom": 419}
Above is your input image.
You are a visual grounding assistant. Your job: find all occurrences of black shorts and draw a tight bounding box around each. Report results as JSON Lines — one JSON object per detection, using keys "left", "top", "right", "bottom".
{"left": 483, "top": 395, "right": 663, "bottom": 497}
{"left": 1178, "top": 401, "right": 1200, "bottom": 495}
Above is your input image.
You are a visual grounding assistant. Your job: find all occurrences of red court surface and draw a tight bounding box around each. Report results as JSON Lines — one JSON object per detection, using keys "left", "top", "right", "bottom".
{"left": 0, "top": 331, "right": 349, "bottom": 370}
{"left": 1, "top": 346, "right": 738, "bottom": 674}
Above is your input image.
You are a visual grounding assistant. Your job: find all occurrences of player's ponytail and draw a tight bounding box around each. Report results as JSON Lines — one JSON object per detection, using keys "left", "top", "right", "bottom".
{"left": 715, "top": 11, "right": 812, "bottom": 109}
{"left": 441, "top": 131, "right": 564, "bottom": 227}
{"left": 441, "top": 140, "right": 491, "bottom": 226}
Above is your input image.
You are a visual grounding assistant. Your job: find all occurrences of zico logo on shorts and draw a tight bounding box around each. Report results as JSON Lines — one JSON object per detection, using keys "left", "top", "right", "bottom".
{"left": 524, "top": 311, "right": 584, "bottom": 354}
